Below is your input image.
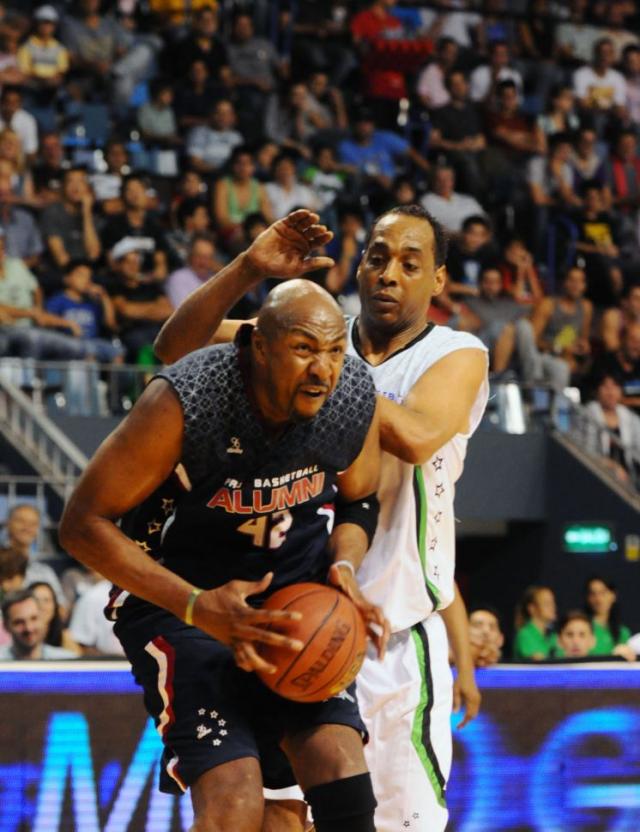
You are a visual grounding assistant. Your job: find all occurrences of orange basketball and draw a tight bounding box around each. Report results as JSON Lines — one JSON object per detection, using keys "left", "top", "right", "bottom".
{"left": 256, "top": 582, "right": 367, "bottom": 703}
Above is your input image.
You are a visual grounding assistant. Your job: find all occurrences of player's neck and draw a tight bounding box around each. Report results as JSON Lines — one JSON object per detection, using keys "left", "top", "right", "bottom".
{"left": 357, "top": 315, "right": 429, "bottom": 366}
{"left": 247, "top": 357, "right": 292, "bottom": 433}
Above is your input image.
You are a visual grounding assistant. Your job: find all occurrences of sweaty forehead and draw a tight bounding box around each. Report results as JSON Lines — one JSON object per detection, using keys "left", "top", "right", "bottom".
{"left": 371, "top": 215, "right": 434, "bottom": 256}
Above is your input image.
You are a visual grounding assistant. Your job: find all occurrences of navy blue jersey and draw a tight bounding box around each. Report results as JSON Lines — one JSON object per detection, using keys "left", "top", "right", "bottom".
{"left": 107, "top": 334, "right": 376, "bottom": 626}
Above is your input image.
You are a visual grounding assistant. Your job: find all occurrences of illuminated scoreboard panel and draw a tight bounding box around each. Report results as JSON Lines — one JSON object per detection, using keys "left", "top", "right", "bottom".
{"left": 0, "top": 664, "right": 639, "bottom": 832}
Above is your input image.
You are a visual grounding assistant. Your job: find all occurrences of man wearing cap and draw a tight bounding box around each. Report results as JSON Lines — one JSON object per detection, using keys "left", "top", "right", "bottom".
{"left": 106, "top": 239, "right": 172, "bottom": 362}
{"left": 17, "top": 6, "right": 69, "bottom": 102}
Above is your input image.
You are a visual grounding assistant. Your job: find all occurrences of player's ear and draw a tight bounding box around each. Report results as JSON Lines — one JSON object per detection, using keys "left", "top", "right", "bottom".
{"left": 252, "top": 327, "right": 268, "bottom": 365}
{"left": 432, "top": 265, "right": 447, "bottom": 297}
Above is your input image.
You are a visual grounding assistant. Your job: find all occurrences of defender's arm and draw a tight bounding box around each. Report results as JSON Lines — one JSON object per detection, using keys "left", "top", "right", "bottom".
{"left": 154, "top": 210, "right": 334, "bottom": 363}
{"left": 378, "top": 348, "right": 487, "bottom": 465}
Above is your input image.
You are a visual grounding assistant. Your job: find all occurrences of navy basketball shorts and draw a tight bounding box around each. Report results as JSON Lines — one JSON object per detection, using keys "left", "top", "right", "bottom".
{"left": 116, "top": 611, "right": 366, "bottom": 795}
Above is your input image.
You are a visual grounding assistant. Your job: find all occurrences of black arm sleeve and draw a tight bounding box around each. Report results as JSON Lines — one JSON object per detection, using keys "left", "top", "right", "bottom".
{"left": 333, "top": 493, "right": 380, "bottom": 547}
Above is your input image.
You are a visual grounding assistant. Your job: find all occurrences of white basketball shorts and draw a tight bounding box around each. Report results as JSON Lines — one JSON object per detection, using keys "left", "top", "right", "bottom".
{"left": 357, "top": 612, "right": 453, "bottom": 832}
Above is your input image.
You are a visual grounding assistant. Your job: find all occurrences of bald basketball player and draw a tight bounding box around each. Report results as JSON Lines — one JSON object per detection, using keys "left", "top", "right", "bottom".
{"left": 155, "top": 207, "right": 487, "bottom": 832}
{"left": 60, "top": 229, "right": 390, "bottom": 832}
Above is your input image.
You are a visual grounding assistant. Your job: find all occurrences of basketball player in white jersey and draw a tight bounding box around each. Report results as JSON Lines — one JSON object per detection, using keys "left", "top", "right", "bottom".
{"left": 155, "top": 207, "right": 488, "bottom": 831}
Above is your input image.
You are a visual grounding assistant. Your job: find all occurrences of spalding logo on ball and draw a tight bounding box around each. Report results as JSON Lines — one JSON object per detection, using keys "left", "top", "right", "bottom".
{"left": 256, "top": 583, "right": 367, "bottom": 702}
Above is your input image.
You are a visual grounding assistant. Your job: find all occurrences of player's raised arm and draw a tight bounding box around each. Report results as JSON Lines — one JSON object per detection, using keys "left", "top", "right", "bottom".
{"left": 59, "top": 381, "right": 303, "bottom": 655}
{"left": 378, "top": 347, "right": 488, "bottom": 465}
{"left": 154, "top": 209, "right": 335, "bottom": 363}
{"left": 328, "top": 404, "right": 390, "bottom": 657}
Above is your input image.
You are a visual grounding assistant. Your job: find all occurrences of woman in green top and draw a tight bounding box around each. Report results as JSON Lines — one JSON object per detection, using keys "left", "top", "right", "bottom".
{"left": 513, "top": 585, "right": 558, "bottom": 660}
{"left": 584, "top": 576, "right": 635, "bottom": 661}
{"left": 213, "top": 147, "right": 273, "bottom": 253}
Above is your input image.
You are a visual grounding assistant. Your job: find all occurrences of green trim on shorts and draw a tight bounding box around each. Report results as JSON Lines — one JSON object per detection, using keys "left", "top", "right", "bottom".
{"left": 413, "top": 467, "right": 440, "bottom": 608}
{"left": 410, "top": 625, "right": 447, "bottom": 808}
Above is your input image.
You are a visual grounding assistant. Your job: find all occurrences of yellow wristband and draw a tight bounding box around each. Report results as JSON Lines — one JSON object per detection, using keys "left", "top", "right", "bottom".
{"left": 184, "top": 588, "right": 203, "bottom": 626}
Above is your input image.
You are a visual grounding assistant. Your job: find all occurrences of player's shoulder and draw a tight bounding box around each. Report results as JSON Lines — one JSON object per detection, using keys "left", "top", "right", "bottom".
{"left": 428, "top": 324, "right": 488, "bottom": 357}
{"left": 159, "top": 342, "right": 235, "bottom": 379}
{"left": 341, "top": 352, "right": 375, "bottom": 389}
{"left": 326, "top": 353, "right": 375, "bottom": 419}
{"left": 156, "top": 343, "right": 238, "bottom": 399}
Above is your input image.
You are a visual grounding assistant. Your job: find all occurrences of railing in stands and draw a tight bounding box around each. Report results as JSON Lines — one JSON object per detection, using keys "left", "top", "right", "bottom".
{"left": 564, "top": 403, "right": 640, "bottom": 498}
{"left": 0, "top": 374, "right": 88, "bottom": 500}
{"left": 0, "top": 358, "right": 152, "bottom": 417}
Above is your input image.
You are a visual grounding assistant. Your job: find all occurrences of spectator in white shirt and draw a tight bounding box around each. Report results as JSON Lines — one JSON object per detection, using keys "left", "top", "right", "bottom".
{"left": 470, "top": 40, "right": 523, "bottom": 104}
{"left": 186, "top": 99, "right": 243, "bottom": 175}
{"left": 4, "top": 504, "right": 66, "bottom": 609}
{"left": 420, "top": 165, "right": 486, "bottom": 233}
{"left": 622, "top": 44, "right": 640, "bottom": 126}
{"left": 415, "top": 36, "right": 459, "bottom": 111}
{"left": 0, "top": 85, "right": 38, "bottom": 160}
{"left": 69, "top": 579, "right": 125, "bottom": 656}
{"left": 420, "top": 2, "right": 482, "bottom": 51}
{"left": 554, "top": 1, "right": 600, "bottom": 67}
{"left": 264, "top": 154, "right": 320, "bottom": 219}
{"left": 573, "top": 38, "right": 627, "bottom": 128}
{"left": 0, "top": 590, "right": 76, "bottom": 660}
{"left": 585, "top": 373, "right": 640, "bottom": 483}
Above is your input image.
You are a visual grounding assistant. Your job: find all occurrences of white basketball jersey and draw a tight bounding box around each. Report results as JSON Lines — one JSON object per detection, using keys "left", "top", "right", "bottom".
{"left": 347, "top": 321, "right": 489, "bottom": 632}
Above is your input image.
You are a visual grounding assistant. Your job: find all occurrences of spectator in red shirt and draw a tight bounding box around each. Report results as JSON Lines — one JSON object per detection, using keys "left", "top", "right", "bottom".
{"left": 351, "top": 0, "right": 435, "bottom": 124}
{"left": 485, "top": 79, "right": 546, "bottom": 206}
{"left": 351, "top": 0, "right": 407, "bottom": 101}
{"left": 607, "top": 129, "right": 640, "bottom": 223}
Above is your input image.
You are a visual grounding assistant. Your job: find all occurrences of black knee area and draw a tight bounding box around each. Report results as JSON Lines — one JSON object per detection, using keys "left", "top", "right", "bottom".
{"left": 305, "top": 772, "right": 377, "bottom": 832}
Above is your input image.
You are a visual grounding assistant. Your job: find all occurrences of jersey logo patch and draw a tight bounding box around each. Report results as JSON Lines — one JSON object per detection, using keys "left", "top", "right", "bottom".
{"left": 207, "top": 473, "right": 326, "bottom": 514}
{"left": 227, "top": 437, "right": 243, "bottom": 455}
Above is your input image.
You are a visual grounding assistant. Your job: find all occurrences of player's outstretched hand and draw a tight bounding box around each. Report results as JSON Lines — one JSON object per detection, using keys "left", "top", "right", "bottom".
{"left": 191, "top": 572, "right": 303, "bottom": 675}
{"left": 452, "top": 666, "right": 481, "bottom": 730}
{"left": 244, "top": 209, "right": 335, "bottom": 280}
{"left": 328, "top": 563, "right": 390, "bottom": 660}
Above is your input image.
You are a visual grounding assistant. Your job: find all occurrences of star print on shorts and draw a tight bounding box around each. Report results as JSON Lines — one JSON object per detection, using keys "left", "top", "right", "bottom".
{"left": 195, "top": 707, "right": 230, "bottom": 746}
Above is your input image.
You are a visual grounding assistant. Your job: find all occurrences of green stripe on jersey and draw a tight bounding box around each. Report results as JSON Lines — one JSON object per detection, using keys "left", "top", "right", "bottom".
{"left": 410, "top": 625, "right": 447, "bottom": 808}
{"left": 413, "top": 466, "right": 440, "bottom": 608}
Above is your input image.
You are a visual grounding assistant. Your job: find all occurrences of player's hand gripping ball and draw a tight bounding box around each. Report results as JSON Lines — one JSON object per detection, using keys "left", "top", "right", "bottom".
{"left": 256, "top": 583, "right": 367, "bottom": 702}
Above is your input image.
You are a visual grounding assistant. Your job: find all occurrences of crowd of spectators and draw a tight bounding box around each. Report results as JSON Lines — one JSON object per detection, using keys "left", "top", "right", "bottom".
{"left": 0, "top": 0, "right": 637, "bottom": 472}
{"left": 0, "top": 503, "right": 124, "bottom": 658}
{"left": 1, "top": 503, "right": 635, "bottom": 664}
{"left": 0, "top": 6, "right": 635, "bottom": 365}
{"left": 467, "top": 575, "right": 638, "bottom": 666}
{"left": 0, "top": 2, "right": 639, "bottom": 646}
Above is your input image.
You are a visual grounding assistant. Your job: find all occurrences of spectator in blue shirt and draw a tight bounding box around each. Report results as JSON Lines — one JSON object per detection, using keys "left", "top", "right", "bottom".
{"left": 45, "top": 260, "right": 124, "bottom": 363}
{"left": 338, "top": 107, "right": 429, "bottom": 191}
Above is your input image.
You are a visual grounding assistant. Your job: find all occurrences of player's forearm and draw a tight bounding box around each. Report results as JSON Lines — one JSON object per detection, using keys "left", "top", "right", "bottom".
{"left": 154, "top": 252, "right": 262, "bottom": 363}
{"left": 378, "top": 395, "right": 448, "bottom": 465}
{"left": 327, "top": 523, "right": 369, "bottom": 573}
{"left": 59, "top": 512, "right": 194, "bottom": 620}
{"left": 440, "top": 585, "right": 475, "bottom": 675}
